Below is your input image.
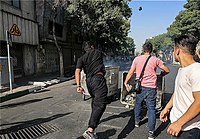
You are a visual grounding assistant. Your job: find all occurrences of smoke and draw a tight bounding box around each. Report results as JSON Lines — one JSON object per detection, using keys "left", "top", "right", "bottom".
{"left": 103, "top": 55, "right": 133, "bottom": 71}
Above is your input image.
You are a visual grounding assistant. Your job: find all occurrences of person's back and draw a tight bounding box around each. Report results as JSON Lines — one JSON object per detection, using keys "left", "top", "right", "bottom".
{"left": 133, "top": 55, "right": 165, "bottom": 88}
{"left": 124, "top": 42, "right": 170, "bottom": 139}
{"left": 75, "top": 41, "right": 108, "bottom": 139}
{"left": 79, "top": 49, "right": 105, "bottom": 78}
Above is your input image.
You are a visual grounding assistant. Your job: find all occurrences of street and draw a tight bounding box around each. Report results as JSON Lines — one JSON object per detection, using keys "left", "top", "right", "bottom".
{"left": 0, "top": 64, "right": 179, "bottom": 139}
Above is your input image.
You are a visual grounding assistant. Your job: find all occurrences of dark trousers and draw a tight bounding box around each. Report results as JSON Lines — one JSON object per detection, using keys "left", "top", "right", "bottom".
{"left": 86, "top": 74, "right": 108, "bottom": 130}
{"left": 171, "top": 128, "right": 200, "bottom": 139}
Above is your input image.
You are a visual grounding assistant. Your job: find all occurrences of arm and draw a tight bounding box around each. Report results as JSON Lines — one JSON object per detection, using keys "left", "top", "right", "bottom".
{"left": 160, "top": 93, "right": 174, "bottom": 122}
{"left": 124, "top": 66, "right": 136, "bottom": 91}
{"left": 160, "top": 65, "right": 170, "bottom": 76}
{"left": 167, "top": 92, "right": 200, "bottom": 136}
{"left": 75, "top": 68, "right": 84, "bottom": 93}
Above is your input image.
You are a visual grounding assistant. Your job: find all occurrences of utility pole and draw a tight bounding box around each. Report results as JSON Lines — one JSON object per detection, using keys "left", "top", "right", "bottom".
{"left": 6, "top": 30, "right": 13, "bottom": 93}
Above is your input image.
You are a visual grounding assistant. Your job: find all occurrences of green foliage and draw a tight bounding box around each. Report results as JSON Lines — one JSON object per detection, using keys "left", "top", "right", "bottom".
{"left": 66, "top": 0, "right": 132, "bottom": 51}
{"left": 116, "top": 37, "right": 136, "bottom": 55}
{"left": 167, "top": 0, "right": 200, "bottom": 39}
{"left": 151, "top": 0, "right": 200, "bottom": 53}
{"left": 148, "top": 33, "right": 172, "bottom": 54}
{"left": 184, "top": 0, "right": 200, "bottom": 10}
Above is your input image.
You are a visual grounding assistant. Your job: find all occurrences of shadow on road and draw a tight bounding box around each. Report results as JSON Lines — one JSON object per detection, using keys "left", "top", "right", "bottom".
{"left": 0, "top": 96, "right": 53, "bottom": 109}
{"left": 116, "top": 108, "right": 165, "bottom": 138}
{"left": 117, "top": 115, "right": 135, "bottom": 139}
{"left": 0, "top": 112, "right": 73, "bottom": 134}
{"left": 97, "top": 128, "right": 117, "bottom": 139}
{"left": 163, "top": 93, "right": 173, "bottom": 106}
{"left": 100, "top": 109, "right": 133, "bottom": 124}
{"left": 155, "top": 120, "right": 170, "bottom": 137}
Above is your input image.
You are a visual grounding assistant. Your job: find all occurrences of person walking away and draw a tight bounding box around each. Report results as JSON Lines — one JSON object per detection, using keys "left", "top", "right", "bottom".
{"left": 160, "top": 35, "right": 200, "bottom": 139}
{"left": 124, "top": 42, "right": 170, "bottom": 139}
{"left": 75, "top": 41, "right": 108, "bottom": 139}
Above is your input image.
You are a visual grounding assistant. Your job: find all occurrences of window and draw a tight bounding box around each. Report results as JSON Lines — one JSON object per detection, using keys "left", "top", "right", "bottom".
{"left": 48, "top": 20, "right": 63, "bottom": 38}
{"left": 4, "top": 0, "right": 21, "bottom": 9}
{"left": 13, "top": 0, "right": 20, "bottom": 8}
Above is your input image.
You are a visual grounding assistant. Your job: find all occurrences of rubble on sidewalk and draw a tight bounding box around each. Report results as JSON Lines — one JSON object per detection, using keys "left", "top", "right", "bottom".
{"left": 0, "top": 76, "right": 74, "bottom": 103}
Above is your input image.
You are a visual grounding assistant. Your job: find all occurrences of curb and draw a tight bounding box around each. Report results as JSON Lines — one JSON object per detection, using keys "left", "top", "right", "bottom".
{"left": 0, "top": 90, "right": 29, "bottom": 103}
{"left": 0, "top": 76, "right": 74, "bottom": 103}
{"left": 0, "top": 86, "right": 42, "bottom": 103}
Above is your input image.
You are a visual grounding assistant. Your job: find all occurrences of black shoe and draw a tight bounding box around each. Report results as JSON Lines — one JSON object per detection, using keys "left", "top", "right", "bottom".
{"left": 82, "top": 130, "right": 98, "bottom": 139}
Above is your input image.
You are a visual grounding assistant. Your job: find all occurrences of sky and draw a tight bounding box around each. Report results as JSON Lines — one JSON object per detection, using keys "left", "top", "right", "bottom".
{"left": 128, "top": 0, "right": 187, "bottom": 52}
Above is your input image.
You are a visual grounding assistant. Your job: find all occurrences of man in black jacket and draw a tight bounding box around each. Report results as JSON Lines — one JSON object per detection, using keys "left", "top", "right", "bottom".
{"left": 75, "top": 41, "right": 108, "bottom": 139}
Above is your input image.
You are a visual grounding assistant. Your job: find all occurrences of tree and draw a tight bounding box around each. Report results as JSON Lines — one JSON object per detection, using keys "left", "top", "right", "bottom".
{"left": 148, "top": 33, "right": 172, "bottom": 54}
{"left": 47, "top": 0, "right": 68, "bottom": 77}
{"left": 149, "top": 0, "right": 200, "bottom": 55}
{"left": 66, "top": 0, "right": 132, "bottom": 51}
{"left": 167, "top": 0, "right": 200, "bottom": 39}
{"left": 117, "top": 37, "right": 135, "bottom": 56}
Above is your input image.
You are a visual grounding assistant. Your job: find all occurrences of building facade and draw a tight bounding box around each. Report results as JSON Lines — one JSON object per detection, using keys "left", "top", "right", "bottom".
{"left": 0, "top": 0, "right": 39, "bottom": 78}
{"left": 35, "top": 0, "right": 82, "bottom": 76}
{"left": 0, "top": 0, "right": 82, "bottom": 79}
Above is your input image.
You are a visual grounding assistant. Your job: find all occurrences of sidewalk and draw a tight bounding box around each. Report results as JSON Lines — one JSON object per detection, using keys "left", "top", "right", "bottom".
{"left": 0, "top": 73, "right": 74, "bottom": 103}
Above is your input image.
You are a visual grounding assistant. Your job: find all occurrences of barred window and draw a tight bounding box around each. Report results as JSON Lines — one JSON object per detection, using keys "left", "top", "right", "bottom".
{"left": 48, "top": 20, "right": 63, "bottom": 38}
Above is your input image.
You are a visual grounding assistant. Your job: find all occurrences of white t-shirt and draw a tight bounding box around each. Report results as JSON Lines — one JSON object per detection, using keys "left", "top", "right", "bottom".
{"left": 170, "top": 62, "right": 200, "bottom": 131}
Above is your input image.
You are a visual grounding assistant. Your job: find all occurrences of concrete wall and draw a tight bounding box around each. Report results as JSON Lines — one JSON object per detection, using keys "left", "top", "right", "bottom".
{"left": 23, "top": 45, "right": 35, "bottom": 76}
{"left": 0, "top": 57, "right": 14, "bottom": 85}
{"left": 35, "top": 45, "right": 46, "bottom": 74}
{"left": 44, "top": 43, "right": 59, "bottom": 73}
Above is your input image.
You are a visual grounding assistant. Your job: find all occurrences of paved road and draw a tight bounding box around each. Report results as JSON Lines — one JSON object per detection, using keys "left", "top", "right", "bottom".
{"left": 163, "top": 64, "right": 179, "bottom": 104}
{"left": 0, "top": 64, "right": 179, "bottom": 139}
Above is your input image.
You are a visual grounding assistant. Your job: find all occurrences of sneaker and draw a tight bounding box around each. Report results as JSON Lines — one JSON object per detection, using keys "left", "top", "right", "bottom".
{"left": 82, "top": 130, "right": 98, "bottom": 139}
{"left": 135, "top": 121, "right": 140, "bottom": 128}
{"left": 148, "top": 131, "right": 156, "bottom": 139}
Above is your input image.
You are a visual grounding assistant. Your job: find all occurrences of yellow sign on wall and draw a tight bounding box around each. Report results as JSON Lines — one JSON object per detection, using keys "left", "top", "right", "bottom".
{"left": 10, "top": 24, "right": 21, "bottom": 36}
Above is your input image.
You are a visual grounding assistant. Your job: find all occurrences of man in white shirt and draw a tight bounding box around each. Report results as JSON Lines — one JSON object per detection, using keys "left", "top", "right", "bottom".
{"left": 160, "top": 34, "right": 200, "bottom": 139}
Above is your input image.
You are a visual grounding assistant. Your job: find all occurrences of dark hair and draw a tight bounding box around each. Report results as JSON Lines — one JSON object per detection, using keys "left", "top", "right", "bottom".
{"left": 143, "top": 42, "right": 153, "bottom": 53}
{"left": 174, "top": 34, "right": 198, "bottom": 55}
{"left": 82, "top": 41, "right": 95, "bottom": 52}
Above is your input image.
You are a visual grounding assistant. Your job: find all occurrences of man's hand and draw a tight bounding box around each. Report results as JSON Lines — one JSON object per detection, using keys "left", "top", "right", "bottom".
{"left": 160, "top": 107, "right": 170, "bottom": 122}
{"left": 124, "top": 83, "right": 132, "bottom": 92}
{"left": 77, "top": 86, "right": 84, "bottom": 93}
{"left": 167, "top": 121, "right": 182, "bottom": 136}
{"left": 160, "top": 71, "right": 169, "bottom": 76}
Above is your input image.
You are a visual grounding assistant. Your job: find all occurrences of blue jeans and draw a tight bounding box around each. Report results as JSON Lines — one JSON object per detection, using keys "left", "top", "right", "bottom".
{"left": 171, "top": 128, "right": 200, "bottom": 139}
{"left": 134, "top": 86, "right": 157, "bottom": 132}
